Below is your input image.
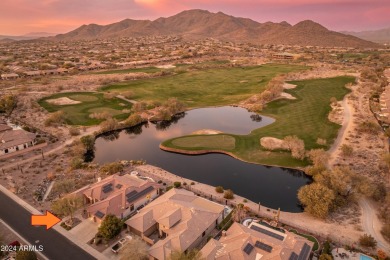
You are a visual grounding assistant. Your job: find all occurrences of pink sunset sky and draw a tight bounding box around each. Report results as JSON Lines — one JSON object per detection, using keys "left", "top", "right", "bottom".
{"left": 1, "top": 0, "right": 389, "bottom": 35}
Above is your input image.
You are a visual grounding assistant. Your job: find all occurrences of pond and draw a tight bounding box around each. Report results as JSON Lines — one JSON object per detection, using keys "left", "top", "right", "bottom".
{"left": 94, "top": 106, "right": 312, "bottom": 212}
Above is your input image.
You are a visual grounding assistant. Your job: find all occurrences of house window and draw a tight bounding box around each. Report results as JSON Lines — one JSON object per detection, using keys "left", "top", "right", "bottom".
{"left": 16, "top": 146, "right": 19, "bottom": 151}
{"left": 202, "top": 231, "right": 206, "bottom": 237}
{"left": 5, "top": 149, "right": 8, "bottom": 154}
{"left": 130, "top": 204, "right": 134, "bottom": 211}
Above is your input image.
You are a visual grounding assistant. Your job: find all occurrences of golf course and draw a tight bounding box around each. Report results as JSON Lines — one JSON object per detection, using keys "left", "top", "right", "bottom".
{"left": 161, "top": 76, "right": 354, "bottom": 167}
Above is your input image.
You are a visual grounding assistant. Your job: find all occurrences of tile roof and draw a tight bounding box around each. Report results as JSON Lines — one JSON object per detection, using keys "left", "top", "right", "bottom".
{"left": 0, "top": 129, "right": 36, "bottom": 150}
{"left": 201, "top": 222, "right": 314, "bottom": 260}
{"left": 126, "top": 188, "right": 224, "bottom": 260}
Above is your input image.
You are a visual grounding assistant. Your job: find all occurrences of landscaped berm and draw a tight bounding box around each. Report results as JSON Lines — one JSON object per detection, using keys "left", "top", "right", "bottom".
{"left": 38, "top": 92, "right": 132, "bottom": 125}
{"left": 161, "top": 76, "right": 355, "bottom": 168}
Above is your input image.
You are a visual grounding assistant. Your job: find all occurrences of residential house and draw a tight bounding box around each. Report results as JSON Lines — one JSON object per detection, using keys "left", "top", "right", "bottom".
{"left": 201, "top": 221, "right": 314, "bottom": 260}
{"left": 0, "top": 125, "right": 36, "bottom": 155}
{"left": 78, "top": 174, "right": 161, "bottom": 223}
{"left": 126, "top": 188, "right": 225, "bottom": 260}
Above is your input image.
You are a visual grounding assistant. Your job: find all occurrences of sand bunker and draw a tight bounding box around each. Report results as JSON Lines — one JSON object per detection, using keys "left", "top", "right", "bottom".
{"left": 260, "top": 137, "right": 288, "bottom": 150}
{"left": 283, "top": 83, "right": 297, "bottom": 89}
{"left": 156, "top": 64, "right": 176, "bottom": 69}
{"left": 46, "top": 97, "right": 81, "bottom": 105}
{"left": 191, "top": 129, "right": 223, "bottom": 135}
{"left": 280, "top": 92, "right": 296, "bottom": 100}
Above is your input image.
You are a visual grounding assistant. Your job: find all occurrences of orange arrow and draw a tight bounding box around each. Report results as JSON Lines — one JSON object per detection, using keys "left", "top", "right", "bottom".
{"left": 31, "top": 211, "right": 61, "bottom": 230}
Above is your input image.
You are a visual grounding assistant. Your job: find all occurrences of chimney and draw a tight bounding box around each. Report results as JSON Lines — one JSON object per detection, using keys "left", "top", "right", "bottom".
{"left": 97, "top": 177, "right": 101, "bottom": 182}
{"left": 222, "top": 230, "right": 227, "bottom": 237}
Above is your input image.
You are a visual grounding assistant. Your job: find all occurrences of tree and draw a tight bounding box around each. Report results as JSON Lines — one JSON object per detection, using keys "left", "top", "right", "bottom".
{"left": 298, "top": 183, "right": 335, "bottom": 218}
{"left": 119, "top": 236, "right": 148, "bottom": 260}
{"left": 359, "top": 234, "right": 377, "bottom": 248}
{"left": 16, "top": 250, "right": 38, "bottom": 260}
{"left": 224, "top": 189, "right": 234, "bottom": 199}
{"left": 307, "top": 149, "right": 329, "bottom": 168}
{"left": 99, "top": 118, "right": 119, "bottom": 133}
{"left": 51, "top": 195, "right": 83, "bottom": 224}
{"left": 233, "top": 204, "right": 247, "bottom": 223}
{"left": 44, "top": 111, "right": 66, "bottom": 126}
{"left": 0, "top": 94, "right": 17, "bottom": 115}
{"left": 80, "top": 135, "right": 95, "bottom": 151}
{"left": 98, "top": 214, "right": 122, "bottom": 240}
{"left": 123, "top": 113, "right": 144, "bottom": 127}
{"left": 284, "top": 135, "right": 305, "bottom": 160}
{"left": 170, "top": 249, "right": 202, "bottom": 260}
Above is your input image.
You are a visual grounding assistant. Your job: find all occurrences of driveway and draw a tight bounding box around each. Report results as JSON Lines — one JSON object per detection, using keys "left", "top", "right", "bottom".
{"left": 69, "top": 217, "right": 99, "bottom": 244}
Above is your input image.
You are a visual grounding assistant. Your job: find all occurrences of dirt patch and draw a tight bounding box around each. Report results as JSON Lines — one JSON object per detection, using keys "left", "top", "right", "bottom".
{"left": 260, "top": 137, "right": 288, "bottom": 150}
{"left": 191, "top": 129, "right": 223, "bottom": 135}
{"left": 46, "top": 97, "right": 81, "bottom": 105}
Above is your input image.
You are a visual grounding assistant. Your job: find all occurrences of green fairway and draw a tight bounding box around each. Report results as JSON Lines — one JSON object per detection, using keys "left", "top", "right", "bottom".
{"left": 39, "top": 63, "right": 306, "bottom": 126}
{"left": 38, "top": 92, "right": 132, "bottom": 125}
{"left": 171, "top": 135, "right": 236, "bottom": 150}
{"left": 162, "top": 76, "right": 354, "bottom": 168}
{"left": 101, "top": 64, "right": 307, "bottom": 108}
{"left": 93, "top": 66, "right": 163, "bottom": 75}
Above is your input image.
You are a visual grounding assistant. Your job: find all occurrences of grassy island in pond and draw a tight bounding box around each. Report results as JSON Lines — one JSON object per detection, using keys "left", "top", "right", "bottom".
{"left": 161, "top": 76, "right": 354, "bottom": 168}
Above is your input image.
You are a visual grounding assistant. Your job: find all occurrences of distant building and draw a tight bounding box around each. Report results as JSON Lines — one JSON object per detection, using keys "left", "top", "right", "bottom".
{"left": 77, "top": 174, "right": 161, "bottom": 223}
{"left": 0, "top": 124, "right": 36, "bottom": 155}
{"left": 201, "top": 222, "right": 313, "bottom": 260}
{"left": 126, "top": 188, "right": 225, "bottom": 260}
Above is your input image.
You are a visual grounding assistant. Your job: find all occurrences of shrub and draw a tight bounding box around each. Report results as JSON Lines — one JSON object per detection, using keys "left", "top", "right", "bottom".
{"left": 340, "top": 144, "right": 353, "bottom": 157}
{"left": 359, "top": 234, "right": 377, "bottom": 248}
{"left": 215, "top": 186, "right": 224, "bottom": 193}
{"left": 166, "top": 186, "right": 173, "bottom": 191}
{"left": 99, "top": 162, "right": 123, "bottom": 175}
{"left": 224, "top": 189, "right": 234, "bottom": 199}
{"left": 173, "top": 182, "right": 181, "bottom": 188}
{"left": 98, "top": 214, "right": 122, "bottom": 240}
{"left": 191, "top": 182, "right": 195, "bottom": 185}
{"left": 69, "top": 127, "right": 80, "bottom": 136}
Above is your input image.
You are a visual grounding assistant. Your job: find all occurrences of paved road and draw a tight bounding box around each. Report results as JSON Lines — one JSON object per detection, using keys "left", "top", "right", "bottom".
{"left": 360, "top": 198, "right": 390, "bottom": 254}
{"left": 0, "top": 191, "right": 96, "bottom": 260}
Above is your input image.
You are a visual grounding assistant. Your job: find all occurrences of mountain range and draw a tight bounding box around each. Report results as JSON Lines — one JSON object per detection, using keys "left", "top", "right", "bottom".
{"left": 342, "top": 28, "right": 390, "bottom": 44}
{"left": 0, "top": 32, "right": 57, "bottom": 42}
{"left": 12, "top": 10, "right": 380, "bottom": 48}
